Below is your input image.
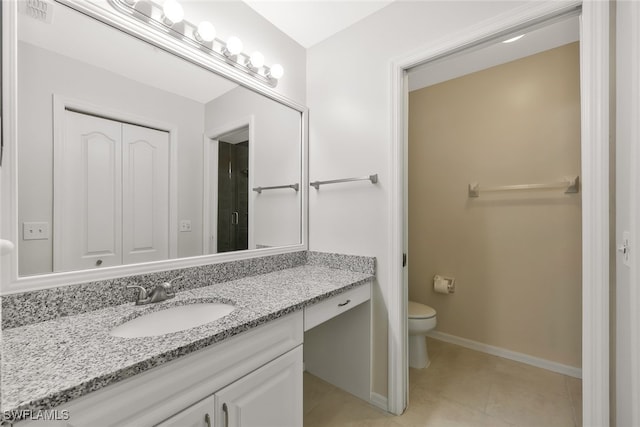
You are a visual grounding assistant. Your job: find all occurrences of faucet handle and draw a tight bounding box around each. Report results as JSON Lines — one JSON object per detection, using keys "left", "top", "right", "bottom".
{"left": 165, "top": 275, "right": 183, "bottom": 285}
{"left": 162, "top": 275, "right": 183, "bottom": 292}
{"left": 127, "top": 285, "right": 148, "bottom": 303}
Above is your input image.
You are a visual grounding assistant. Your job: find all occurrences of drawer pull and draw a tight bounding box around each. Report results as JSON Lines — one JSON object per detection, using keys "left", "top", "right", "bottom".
{"left": 222, "top": 403, "right": 229, "bottom": 427}
{"left": 204, "top": 413, "right": 211, "bottom": 427}
{"left": 338, "top": 299, "right": 351, "bottom": 307}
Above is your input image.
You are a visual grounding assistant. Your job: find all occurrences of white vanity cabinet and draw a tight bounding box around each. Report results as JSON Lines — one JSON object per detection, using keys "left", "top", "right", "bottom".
{"left": 14, "top": 282, "right": 371, "bottom": 427}
{"left": 155, "top": 395, "right": 216, "bottom": 427}
{"left": 17, "top": 313, "right": 304, "bottom": 427}
{"left": 213, "top": 347, "right": 303, "bottom": 427}
{"left": 157, "top": 347, "right": 302, "bottom": 427}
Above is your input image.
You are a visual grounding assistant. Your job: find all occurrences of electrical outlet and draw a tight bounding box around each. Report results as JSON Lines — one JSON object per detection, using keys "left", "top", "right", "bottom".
{"left": 23, "top": 222, "right": 49, "bottom": 240}
{"left": 179, "top": 220, "right": 192, "bottom": 232}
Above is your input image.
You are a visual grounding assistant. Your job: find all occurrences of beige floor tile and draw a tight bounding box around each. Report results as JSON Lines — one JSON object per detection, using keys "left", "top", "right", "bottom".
{"left": 304, "top": 340, "right": 581, "bottom": 427}
{"left": 304, "top": 381, "right": 393, "bottom": 427}
{"left": 410, "top": 369, "right": 493, "bottom": 413}
{"left": 492, "top": 356, "right": 569, "bottom": 398}
{"left": 565, "top": 376, "right": 582, "bottom": 427}
{"left": 485, "top": 380, "right": 575, "bottom": 427}
{"left": 396, "top": 393, "right": 514, "bottom": 427}
{"left": 304, "top": 372, "right": 338, "bottom": 415}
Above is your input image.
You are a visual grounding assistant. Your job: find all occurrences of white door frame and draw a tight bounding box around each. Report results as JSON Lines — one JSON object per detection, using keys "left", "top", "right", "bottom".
{"left": 623, "top": 1, "right": 640, "bottom": 424}
{"left": 203, "top": 116, "right": 255, "bottom": 254}
{"left": 388, "top": 1, "right": 610, "bottom": 425}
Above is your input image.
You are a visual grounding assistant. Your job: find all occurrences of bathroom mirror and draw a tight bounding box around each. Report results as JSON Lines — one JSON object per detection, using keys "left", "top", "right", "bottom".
{"left": 2, "top": 0, "right": 307, "bottom": 286}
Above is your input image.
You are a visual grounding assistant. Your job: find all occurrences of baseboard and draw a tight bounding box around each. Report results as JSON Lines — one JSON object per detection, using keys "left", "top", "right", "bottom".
{"left": 369, "top": 392, "right": 388, "bottom": 411}
{"left": 427, "top": 330, "right": 582, "bottom": 379}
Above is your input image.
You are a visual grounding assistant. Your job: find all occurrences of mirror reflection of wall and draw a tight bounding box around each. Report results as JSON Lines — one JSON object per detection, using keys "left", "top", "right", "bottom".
{"left": 16, "top": 1, "right": 303, "bottom": 277}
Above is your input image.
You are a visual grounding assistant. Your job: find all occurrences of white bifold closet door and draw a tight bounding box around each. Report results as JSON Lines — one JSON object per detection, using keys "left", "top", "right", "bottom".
{"left": 55, "top": 110, "right": 169, "bottom": 272}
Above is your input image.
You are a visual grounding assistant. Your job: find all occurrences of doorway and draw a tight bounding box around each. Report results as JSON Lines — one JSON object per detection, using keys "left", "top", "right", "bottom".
{"left": 404, "top": 17, "right": 582, "bottom": 425}
{"left": 203, "top": 117, "right": 254, "bottom": 255}
{"left": 388, "top": 2, "right": 611, "bottom": 425}
{"left": 217, "top": 130, "right": 249, "bottom": 253}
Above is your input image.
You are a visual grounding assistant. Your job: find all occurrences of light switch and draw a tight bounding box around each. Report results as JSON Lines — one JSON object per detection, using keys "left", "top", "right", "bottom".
{"left": 179, "top": 220, "right": 192, "bottom": 232}
{"left": 619, "top": 231, "right": 631, "bottom": 267}
{"left": 23, "top": 222, "right": 49, "bottom": 240}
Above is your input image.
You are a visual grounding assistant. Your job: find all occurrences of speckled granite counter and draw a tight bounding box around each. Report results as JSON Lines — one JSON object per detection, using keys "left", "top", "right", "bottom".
{"left": 1, "top": 265, "right": 373, "bottom": 416}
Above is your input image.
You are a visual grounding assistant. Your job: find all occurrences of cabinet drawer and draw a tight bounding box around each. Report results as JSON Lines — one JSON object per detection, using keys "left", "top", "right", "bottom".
{"left": 304, "top": 283, "right": 371, "bottom": 331}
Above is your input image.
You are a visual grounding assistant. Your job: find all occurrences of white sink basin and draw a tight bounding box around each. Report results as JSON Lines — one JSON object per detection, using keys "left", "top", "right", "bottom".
{"left": 110, "top": 303, "right": 235, "bottom": 338}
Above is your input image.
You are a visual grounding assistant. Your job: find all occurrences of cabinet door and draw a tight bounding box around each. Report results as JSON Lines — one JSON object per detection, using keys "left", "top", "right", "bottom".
{"left": 156, "top": 395, "right": 215, "bottom": 427}
{"left": 215, "top": 346, "right": 302, "bottom": 427}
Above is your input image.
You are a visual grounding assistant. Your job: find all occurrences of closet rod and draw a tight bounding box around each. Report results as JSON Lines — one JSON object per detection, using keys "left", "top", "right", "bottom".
{"left": 252, "top": 183, "right": 299, "bottom": 194}
{"left": 310, "top": 174, "right": 378, "bottom": 189}
{"left": 468, "top": 176, "right": 580, "bottom": 198}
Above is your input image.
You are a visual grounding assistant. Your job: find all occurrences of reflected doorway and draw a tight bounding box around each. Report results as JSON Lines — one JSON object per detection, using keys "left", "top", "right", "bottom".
{"left": 217, "top": 132, "right": 249, "bottom": 253}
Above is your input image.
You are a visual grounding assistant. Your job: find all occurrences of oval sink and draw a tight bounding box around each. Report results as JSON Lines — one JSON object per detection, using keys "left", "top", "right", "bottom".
{"left": 110, "top": 303, "right": 235, "bottom": 338}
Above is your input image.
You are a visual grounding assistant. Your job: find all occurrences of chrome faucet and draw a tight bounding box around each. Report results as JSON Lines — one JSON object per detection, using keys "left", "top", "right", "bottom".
{"left": 127, "top": 276, "right": 183, "bottom": 305}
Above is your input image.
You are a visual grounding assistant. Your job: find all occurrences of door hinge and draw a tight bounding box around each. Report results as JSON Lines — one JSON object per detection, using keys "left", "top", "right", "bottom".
{"left": 402, "top": 253, "right": 407, "bottom": 267}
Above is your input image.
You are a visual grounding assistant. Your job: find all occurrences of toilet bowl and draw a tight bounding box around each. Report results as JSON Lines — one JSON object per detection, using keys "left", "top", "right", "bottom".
{"left": 408, "top": 301, "right": 437, "bottom": 369}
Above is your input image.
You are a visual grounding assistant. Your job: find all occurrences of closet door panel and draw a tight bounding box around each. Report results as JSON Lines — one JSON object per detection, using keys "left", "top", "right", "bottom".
{"left": 55, "top": 111, "right": 122, "bottom": 271}
{"left": 122, "top": 124, "right": 170, "bottom": 264}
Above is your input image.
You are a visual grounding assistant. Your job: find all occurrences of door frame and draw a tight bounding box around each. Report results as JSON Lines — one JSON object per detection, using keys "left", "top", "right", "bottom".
{"left": 203, "top": 116, "right": 255, "bottom": 254}
{"left": 52, "top": 95, "right": 179, "bottom": 266}
{"left": 621, "top": 1, "right": 640, "bottom": 423}
{"left": 388, "top": 1, "right": 610, "bottom": 425}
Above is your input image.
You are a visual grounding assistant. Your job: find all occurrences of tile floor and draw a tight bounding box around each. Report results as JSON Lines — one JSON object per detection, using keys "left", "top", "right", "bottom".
{"left": 304, "top": 338, "right": 582, "bottom": 427}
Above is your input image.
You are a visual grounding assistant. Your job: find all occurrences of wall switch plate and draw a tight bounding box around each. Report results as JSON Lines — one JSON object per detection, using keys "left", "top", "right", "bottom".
{"left": 179, "top": 220, "right": 192, "bottom": 232}
{"left": 23, "top": 222, "right": 49, "bottom": 240}
{"left": 620, "top": 231, "right": 631, "bottom": 267}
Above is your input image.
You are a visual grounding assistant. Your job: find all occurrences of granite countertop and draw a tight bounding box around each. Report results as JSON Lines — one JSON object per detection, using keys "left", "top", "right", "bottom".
{"left": 1, "top": 265, "right": 373, "bottom": 415}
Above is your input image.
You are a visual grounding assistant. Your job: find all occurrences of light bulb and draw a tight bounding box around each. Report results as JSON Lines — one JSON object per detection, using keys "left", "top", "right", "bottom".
{"left": 225, "top": 36, "right": 243, "bottom": 56}
{"left": 162, "top": 0, "right": 184, "bottom": 26}
{"left": 195, "top": 21, "right": 216, "bottom": 43}
{"left": 502, "top": 34, "right": 525, "bottom": 44}
{"left": 269, "top": 64, "right": 284, "bottom": 79}
{"left": 249, "top": 51, "right": 265, "bottom": 68}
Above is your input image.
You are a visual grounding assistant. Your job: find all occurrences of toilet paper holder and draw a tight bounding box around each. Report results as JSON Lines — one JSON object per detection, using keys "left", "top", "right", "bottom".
{"left": 433, "top": 275, "right": 455, "bottom": 294}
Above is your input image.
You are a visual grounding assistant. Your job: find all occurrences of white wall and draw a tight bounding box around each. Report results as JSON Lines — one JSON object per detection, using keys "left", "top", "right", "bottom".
{"left": 307, "top": 0, "right": 534, "bottom": 398}
{"left": 205, "top": 87, "right": 302, "bottom": 249}
{"left": 17, "top": 42, "right": 205, "bottom": 275}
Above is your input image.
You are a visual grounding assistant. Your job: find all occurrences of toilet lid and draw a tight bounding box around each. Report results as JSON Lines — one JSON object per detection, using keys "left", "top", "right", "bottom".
{"left": 408, "top": 301, "right": 436, "bottom": 319}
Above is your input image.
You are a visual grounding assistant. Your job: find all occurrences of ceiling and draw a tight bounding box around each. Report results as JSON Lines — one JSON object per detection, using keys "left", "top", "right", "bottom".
{"left": 19, "top": 0, "right": 238, "bottom": 104}
{"left": 242, "top": 0, "right": 395, "bottom": 48}
{"left": 407, "top": 15, "right": 580, "bottom": 91}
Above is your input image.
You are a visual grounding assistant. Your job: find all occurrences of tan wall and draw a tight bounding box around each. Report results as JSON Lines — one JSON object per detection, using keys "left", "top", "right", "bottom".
{"left": 408, "top": 42, "right": 582, "bottom": 368}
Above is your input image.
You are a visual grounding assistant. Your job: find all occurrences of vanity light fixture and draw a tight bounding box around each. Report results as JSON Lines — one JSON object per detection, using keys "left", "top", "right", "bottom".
{"left": 502, "top": 34, "right": 525, "bottom": 43}
{"left": 268, "top": 64, "right": 284, "bottom": 79}
{"left": 108, "top": 0, "right": 284, "bottom": 87}
{"left": 195, "top": 21, "right": 216, "bottom": 43}
{"left": 161, "top": 0, "right": 184, "bottom": 26}
{"left": 247, "top": 51, "right": 265, "bottom": 69}
{"left": 224, "top": 36, "right": 244, "bottom": 57}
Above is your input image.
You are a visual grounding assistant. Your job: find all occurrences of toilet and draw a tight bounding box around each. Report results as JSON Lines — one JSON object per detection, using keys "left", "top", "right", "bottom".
{"left": 408, "top": 301, "right": 437, "bottom": 369}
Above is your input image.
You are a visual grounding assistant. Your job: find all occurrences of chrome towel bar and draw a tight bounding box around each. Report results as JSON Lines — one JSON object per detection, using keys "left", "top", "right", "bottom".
{"left": 252, "top": 183, "right": 299, "bottom": 194}
{"left": 468, "top": 176, "right": 580, "bottom": 198}
{"left": 310, "top": 174, "right": 378, "bottom": 190}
